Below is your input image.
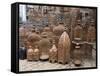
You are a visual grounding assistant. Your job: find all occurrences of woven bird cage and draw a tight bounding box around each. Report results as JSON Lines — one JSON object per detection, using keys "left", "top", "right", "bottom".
{"left": 53, "top": 23, "right": 65, "bottom": 36}
{"left": 73, "top": 45, "right": 82, "bottom": 65}
{"left": 58, "top": 31, "right": 71, "bottom": 64}
{"left": 27, "top": 46, "right": 34, "bottom": 61}
{"left": 41, "top": 26, "right": 54, "bottom": 43}
{"left": 27, "top": 29, "right": 41, "bottom": 48}
{"left": 87, "top": 24, "right": 96, "bottom": 42}
{"left": 49, "top": 40, "right": 57, "bottom": 63}
{"left": 33, "top": 46, "right": 40, "bottom": 61}
{"left": 19, "top": 26, "right": 28, "bottom": 47}
{"left": 39, "top": 35, "right": 51, "bottom": 60}
{"left": 73, "top": 20, "right": 83, "bottom": 40}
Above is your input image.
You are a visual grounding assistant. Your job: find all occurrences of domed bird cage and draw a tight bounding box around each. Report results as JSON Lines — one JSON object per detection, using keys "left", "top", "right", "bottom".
{"left": 39, "top": 35, "right": 51, "bottom": 61}
{"left": 53, "top": 23, "right": 65, "bottom": 47}
{"left": 53, "top": 23, "right": 65, "bottom": 36}
{"left": 41, "top": 25, "right": 54, "bottom": 43}
{"left": 27, "top": 29, "right": 41, "bottom": 49}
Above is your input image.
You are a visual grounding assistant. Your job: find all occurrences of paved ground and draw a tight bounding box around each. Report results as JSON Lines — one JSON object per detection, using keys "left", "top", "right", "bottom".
{"left": 19, "top": 58, "right": 96, "bottom": 72}
{"left": 19, "top": 48, "right": 96, "bottom": 71}
{"left": 19, "top": 45, "right": 96, "bottom": 72}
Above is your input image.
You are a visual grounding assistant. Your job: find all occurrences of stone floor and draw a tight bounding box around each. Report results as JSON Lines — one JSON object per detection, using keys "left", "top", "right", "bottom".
{"left": 19, "top": 48, "right": 96, "bottom": 71}
{"left": 19, "top": 58, "right": 96, "bottom": 71}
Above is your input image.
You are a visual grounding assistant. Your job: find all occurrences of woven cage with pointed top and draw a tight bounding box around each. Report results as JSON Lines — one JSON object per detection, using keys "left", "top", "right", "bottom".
{"left": 58, "top": 30, "right": 71, "bottom": 64}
